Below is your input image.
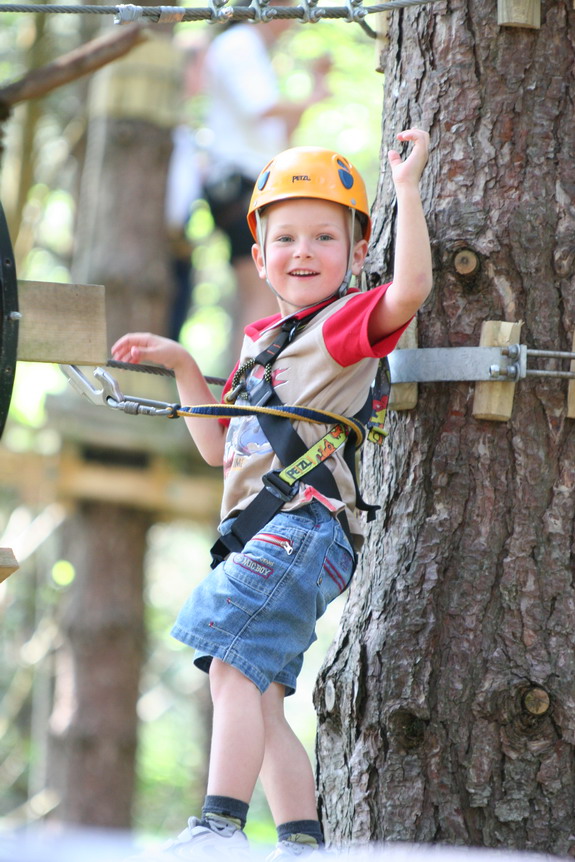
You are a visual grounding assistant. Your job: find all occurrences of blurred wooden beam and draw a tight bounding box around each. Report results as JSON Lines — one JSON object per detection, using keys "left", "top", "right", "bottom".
{"left": 0, "top": 24, "right": 149, "bottom": 108}
{"left": 56, "top": 450, "right": 222, "bottom": 521}
{"left": 0, "top": 547, "right": 18, "bottom": 582}
{"left": 0, "top": 446, "right": 222, "bottom": 523}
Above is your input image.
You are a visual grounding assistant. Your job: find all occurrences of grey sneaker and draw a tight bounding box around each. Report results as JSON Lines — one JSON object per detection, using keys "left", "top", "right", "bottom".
{"left": 265, "top": 840, "right": 320, "bottom": 860}
{"left": 130, "top": 817, "right": 250, "bottom": 860}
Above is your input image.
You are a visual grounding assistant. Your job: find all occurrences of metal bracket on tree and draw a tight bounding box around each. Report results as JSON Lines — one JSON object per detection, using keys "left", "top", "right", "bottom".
{"left": 388, "top": 344, "right": 575, "bottom": 384}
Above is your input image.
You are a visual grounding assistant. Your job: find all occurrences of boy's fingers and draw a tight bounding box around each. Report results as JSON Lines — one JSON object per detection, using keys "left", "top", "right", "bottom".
{"left": 396, "top": 128, "right": 430, "bottom": 151}
{"left": 111, "top": 335, "right": 152, "bottom": 362}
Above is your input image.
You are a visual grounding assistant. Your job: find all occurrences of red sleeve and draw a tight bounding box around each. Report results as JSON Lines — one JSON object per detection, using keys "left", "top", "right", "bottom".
{"left": 323, "top": 283, "right": 412, "bottom": 367}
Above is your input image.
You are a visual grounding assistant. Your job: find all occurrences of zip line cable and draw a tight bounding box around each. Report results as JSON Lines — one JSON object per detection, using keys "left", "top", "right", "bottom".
{"left": 106, "top": 358, "right": 226, "bottom": 387}
{"left": 0, "top": 0, "right": 441, "bottom": 31}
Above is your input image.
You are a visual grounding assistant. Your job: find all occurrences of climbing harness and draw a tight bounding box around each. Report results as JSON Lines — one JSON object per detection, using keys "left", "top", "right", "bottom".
{"left": 208, "top": 308, "right": 386, "bottom": 565}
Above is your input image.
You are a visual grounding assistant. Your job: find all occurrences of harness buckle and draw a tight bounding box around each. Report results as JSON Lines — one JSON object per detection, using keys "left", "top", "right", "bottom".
{"left": 262, "top": 470, "right": 299, "bottom": 503}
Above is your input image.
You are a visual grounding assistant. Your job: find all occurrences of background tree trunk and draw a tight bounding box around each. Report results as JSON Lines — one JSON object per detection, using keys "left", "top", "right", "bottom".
{"left": 46, "top": 30, "right": 178, "bottom": 828}
{"left": 48, "top": 505, "right": 149, "bottom": 827}
{"left": 316, "top": 0, "right": 575, "bottom": 854}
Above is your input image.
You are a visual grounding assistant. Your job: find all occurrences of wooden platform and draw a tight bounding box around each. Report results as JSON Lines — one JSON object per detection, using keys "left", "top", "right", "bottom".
{"left": 0, "top": 444, "right": 222, "bottom": 523}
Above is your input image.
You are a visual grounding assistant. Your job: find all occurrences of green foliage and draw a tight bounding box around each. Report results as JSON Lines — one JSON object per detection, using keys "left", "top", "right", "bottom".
{"left": 277, "top": 18, "right": 383, "bottom": 194}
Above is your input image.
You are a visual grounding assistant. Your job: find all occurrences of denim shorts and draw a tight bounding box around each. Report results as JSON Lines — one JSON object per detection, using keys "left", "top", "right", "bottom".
{"left": 171, "top": 501, "right": 355, "bottom": 696}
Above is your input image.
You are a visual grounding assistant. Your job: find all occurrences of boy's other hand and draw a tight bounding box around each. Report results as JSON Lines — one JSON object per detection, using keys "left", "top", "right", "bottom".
{"left": 111, "top": 332, "right": 189, "bottom": 374}
{"left": 388, "top": 128, "right": 430, "bottom": 188}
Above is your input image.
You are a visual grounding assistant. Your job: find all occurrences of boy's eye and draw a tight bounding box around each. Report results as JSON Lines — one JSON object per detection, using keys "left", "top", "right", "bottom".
{"left": 318, "top": 233, "right": 334, "bottom": 241}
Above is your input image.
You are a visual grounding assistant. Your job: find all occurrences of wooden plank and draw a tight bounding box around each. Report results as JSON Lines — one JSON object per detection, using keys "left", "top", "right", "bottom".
{"left": 498, "top": 0, "right": 540, "bottom": 27}
{"left": 17, "top": 280, "right": 107, "bottom": 365}
{"left": 389, "top": 318, "right": 419, "bottom": 411}
{"left": 472, "top": 321, "right": 522, "bottom": 422}
{"left": 0, "top": 547, "right": 19, "bottom": 582}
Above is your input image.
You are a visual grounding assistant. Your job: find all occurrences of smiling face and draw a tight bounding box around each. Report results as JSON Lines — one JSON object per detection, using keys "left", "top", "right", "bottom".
{"left": 251, "top": 198, "right": 368, "bottom": 316}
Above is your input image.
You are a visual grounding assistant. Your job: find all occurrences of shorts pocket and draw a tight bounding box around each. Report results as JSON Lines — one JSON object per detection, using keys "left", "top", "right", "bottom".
{"left": 316, "top": 533, "right": 355, "bottom": 614}
{"left": 223, "top": 525, "right": 305, "bottom": 598}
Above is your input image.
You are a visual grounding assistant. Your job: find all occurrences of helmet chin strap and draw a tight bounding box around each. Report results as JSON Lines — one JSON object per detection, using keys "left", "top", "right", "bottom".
{"left": 255, "top": 208, "right": 358, "bottom": 313}
{"left": 336, "top": 208, "right": 356, "bottom": 298}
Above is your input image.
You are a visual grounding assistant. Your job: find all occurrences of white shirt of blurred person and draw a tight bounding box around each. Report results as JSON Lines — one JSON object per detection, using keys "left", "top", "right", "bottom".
{"left": 202, "top": 0, "right": 331, "bottom": 351}
{"left": 165, "top": 36, "right": 206, "bottom": 341}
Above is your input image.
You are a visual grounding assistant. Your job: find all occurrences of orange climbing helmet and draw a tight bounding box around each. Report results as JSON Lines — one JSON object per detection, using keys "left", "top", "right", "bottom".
{"left": 247, "top": 146, "right": 371, "bottom": 243}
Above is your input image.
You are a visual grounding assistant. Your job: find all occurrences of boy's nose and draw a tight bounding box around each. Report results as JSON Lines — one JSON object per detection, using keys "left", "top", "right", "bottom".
{"left": 294, "top": 239, "right": 312, "bottom": 258}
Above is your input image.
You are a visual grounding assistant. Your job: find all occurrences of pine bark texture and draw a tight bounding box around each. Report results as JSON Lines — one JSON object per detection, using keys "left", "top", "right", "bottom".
{"left": 315, "top": 1, "right": 575, "bottom": 854}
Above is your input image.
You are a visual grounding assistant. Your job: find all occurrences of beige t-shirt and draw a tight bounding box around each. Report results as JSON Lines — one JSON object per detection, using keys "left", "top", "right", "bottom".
{"left": 220, "top": 285, "right": 409, "bottom": 539}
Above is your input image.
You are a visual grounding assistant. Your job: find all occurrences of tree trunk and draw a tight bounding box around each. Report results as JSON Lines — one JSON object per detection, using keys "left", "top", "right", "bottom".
{"left": 316, "top": 1, "right": 575, "bottom": 855}
{"left": 48, "top": 504, "right": 149, "bottom": 827}
{"left": 73, "top": 116, "right": 174, "bottom": 346}
{"left": 47, "top": 32, "right": 177, "bottom": 828}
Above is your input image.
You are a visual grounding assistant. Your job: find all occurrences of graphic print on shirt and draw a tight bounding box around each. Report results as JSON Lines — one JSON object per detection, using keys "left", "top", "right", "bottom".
{"left": 223, "top": 364, "right": 288, "bottom": 477}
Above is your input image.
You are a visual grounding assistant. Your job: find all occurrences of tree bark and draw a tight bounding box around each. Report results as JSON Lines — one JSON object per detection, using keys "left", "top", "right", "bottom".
{"left": 316, "top": 1, "right": 575, "bottom": 855}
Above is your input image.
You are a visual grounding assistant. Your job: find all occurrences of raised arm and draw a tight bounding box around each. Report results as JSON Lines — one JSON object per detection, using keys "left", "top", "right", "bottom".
{"left": 111, "top": 333, "right": 226, "bottom": 467}
{"left": 369, "top": 128, "right": 433, "bottom": 341}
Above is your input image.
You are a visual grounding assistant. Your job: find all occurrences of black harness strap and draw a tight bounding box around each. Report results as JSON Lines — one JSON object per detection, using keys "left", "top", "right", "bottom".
{"left": 210, "top": 315, "right": 318, "bottom": 567}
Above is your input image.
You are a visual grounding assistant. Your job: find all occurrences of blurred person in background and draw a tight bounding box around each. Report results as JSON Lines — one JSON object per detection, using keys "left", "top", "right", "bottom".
{"left": 165, "top": 33, "right": 207, "bottom": 341}
{"left": 202, "top": 0, "right": 331, "bottom": 353}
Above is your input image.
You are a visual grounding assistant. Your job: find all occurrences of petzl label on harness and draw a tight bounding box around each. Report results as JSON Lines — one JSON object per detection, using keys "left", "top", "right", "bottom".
{"left": 277, "top": 423, "right": 348, "bottom": 485}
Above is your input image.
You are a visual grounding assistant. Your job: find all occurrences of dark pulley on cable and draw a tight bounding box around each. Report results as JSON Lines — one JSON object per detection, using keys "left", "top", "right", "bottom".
{"left": 0, "top": 201, "right": 19, "bottom": 440}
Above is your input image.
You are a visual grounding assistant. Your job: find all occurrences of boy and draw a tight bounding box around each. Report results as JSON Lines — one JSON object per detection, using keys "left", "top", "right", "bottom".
{"left": 113, "top": 128, "right": 432, "bottom": 860}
